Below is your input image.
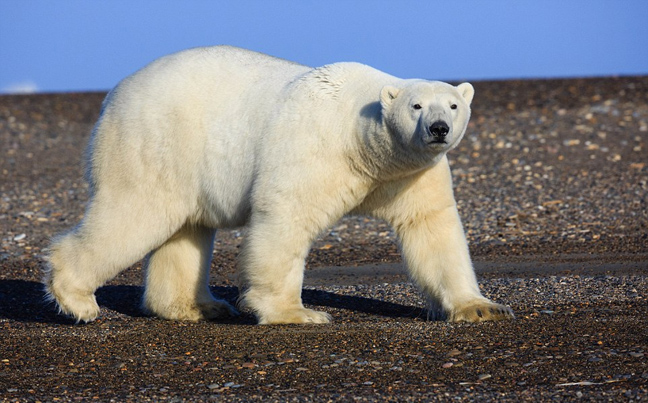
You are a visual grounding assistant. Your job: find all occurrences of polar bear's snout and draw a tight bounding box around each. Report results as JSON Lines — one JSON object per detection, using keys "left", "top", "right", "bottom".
{"left": 426, "top": 120, "right": 450, "bottom": 144}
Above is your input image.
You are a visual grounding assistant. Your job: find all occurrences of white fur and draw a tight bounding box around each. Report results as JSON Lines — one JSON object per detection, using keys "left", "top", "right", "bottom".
{"left": 45, "top": 46, "right": 513, "bottom": 324}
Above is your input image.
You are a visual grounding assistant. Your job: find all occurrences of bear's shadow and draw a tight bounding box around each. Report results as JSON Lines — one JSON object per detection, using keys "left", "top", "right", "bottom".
{"left": 0, "top": 279, "right": 427, "bottom": 324}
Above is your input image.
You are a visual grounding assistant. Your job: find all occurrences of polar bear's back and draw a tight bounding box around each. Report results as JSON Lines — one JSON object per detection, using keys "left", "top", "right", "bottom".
{"left": 110, "top": 46, "right": 309, "bottom": 113}
{"left": 88, "top": 47, "right": 312, "bottom": 228}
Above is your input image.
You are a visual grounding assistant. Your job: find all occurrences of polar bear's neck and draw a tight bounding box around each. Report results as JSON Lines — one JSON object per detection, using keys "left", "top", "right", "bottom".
{"left": 352, "top": 116, "right": 448, "bottom": 183}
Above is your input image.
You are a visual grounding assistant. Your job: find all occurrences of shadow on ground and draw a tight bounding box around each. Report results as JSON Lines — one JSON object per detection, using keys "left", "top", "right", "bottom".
{"left": 0, "top": 280, "right": 426, "bottom": 324}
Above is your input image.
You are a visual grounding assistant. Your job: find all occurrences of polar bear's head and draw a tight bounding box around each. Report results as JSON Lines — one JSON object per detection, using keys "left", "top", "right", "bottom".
{"left": 380, "top": 81, "right": 474, "bottom": 154}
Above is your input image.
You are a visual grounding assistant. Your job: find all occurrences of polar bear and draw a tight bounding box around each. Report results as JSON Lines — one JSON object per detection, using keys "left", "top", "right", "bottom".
{"left": 45, "top": 46, "right": 514, "bottom": 324}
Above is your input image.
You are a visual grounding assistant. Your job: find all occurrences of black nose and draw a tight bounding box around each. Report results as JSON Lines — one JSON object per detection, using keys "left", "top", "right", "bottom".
{"left": 430, "top": 121, "right": 449, "bottom": 137}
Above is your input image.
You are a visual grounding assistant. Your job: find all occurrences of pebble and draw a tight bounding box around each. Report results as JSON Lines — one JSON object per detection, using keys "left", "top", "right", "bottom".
{"left": 447, "top": 349, "right": 462, "bottom": 357}
{"left": 563, "top": 139, "right": 580, "bottom": 146}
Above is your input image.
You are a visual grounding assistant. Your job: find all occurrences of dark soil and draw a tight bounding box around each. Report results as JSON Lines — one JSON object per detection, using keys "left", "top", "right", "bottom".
{"left": 1, "top": 76, "right": 647, "bottom": 401}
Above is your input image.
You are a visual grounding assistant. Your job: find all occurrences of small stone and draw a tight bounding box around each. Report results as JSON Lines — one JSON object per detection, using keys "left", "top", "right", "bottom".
{"left": 478, "top": 374, "right": 492, "bottom": 381}
{"left": 442, "top": 362, "right": 454, "bottom": 368}
{"left": 363, "top": 381, "right": 374, "bottom": 385}
{"left": 629, "top": 352, "right": 644, "bottom": 358}
{"left": 13, "top": 234, "right": 26, "bottom": 241}
{"left": 207, "top": 384, "right": 219, "bottom": 390}
{"left": 447, "top": 349, "right": 462, "bottom": 357}
{"left": 296, "top": 367, "right": 309, "bottom": 371}
{"left": 241, "top": 362, "right": 256, "bottom": 369}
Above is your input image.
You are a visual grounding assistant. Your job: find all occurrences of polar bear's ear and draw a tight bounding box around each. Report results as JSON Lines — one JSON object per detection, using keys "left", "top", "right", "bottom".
{"left": 380, "top": 85, "right": 400, "bottom": 109}
{"left": 457, "top": 82, "right": 475, "bottom": 105}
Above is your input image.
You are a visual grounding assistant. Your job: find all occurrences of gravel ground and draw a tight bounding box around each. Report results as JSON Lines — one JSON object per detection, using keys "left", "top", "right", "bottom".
{"left": 1, "top": 76, "right": 647, "bottom": 401}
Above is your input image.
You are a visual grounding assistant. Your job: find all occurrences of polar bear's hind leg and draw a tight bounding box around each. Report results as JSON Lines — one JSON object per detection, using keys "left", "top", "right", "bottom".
{"left": 142, "top": 224, "right": 238, "bottom": 321}
{"left": 45, "top": 192, "right": 187, "bottom": 322}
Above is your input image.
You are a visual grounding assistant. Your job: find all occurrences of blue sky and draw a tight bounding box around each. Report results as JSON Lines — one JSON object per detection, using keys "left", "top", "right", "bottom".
{"left": 1, "top": 1, "right": 647, "bottom": 94}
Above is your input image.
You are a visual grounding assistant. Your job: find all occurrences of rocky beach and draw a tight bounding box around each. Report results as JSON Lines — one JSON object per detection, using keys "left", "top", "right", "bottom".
{"left": 1, "top": 76, "right": 647, "bottom": 401}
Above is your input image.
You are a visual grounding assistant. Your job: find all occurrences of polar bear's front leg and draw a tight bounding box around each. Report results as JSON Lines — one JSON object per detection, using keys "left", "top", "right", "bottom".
{"left": 238, "top": 218, "right": 332, "bottom": 325}
{"left": 362, "top": 158, "right": 514, "bottom": 322}
{"left": 397, "top": 205, "right": 514, "bottom": 322}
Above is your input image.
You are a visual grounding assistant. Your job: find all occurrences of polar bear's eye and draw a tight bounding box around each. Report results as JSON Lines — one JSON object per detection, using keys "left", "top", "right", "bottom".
{"left": 413, "top": 104, "right": 422, "bottom": 110}
{"left": 450, "top": 104, "right": 458, "bottom": 110}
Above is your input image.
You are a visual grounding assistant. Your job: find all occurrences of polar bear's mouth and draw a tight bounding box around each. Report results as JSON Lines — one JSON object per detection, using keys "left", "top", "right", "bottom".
{"left": 425, "top": 135, "right": 448, "bottom": 145}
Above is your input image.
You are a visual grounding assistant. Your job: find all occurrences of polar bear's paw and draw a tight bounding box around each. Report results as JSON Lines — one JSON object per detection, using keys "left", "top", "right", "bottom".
{"left": 258, "top": 308, "right": 332, "bottom": 325}
{"left": 449, "top": 300, "right": 514, "bottom": 323}
{"left": 44, "top": 266, "right": 101, "bottom": 323}
{"left": 145, "top": 299, "right": 239, "bottom": 322}
{"left": 45, "top": 284, "right": 100, "bottom": 323}
{"left": 198, "top": 299, "right": 240, "bottom": 321}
